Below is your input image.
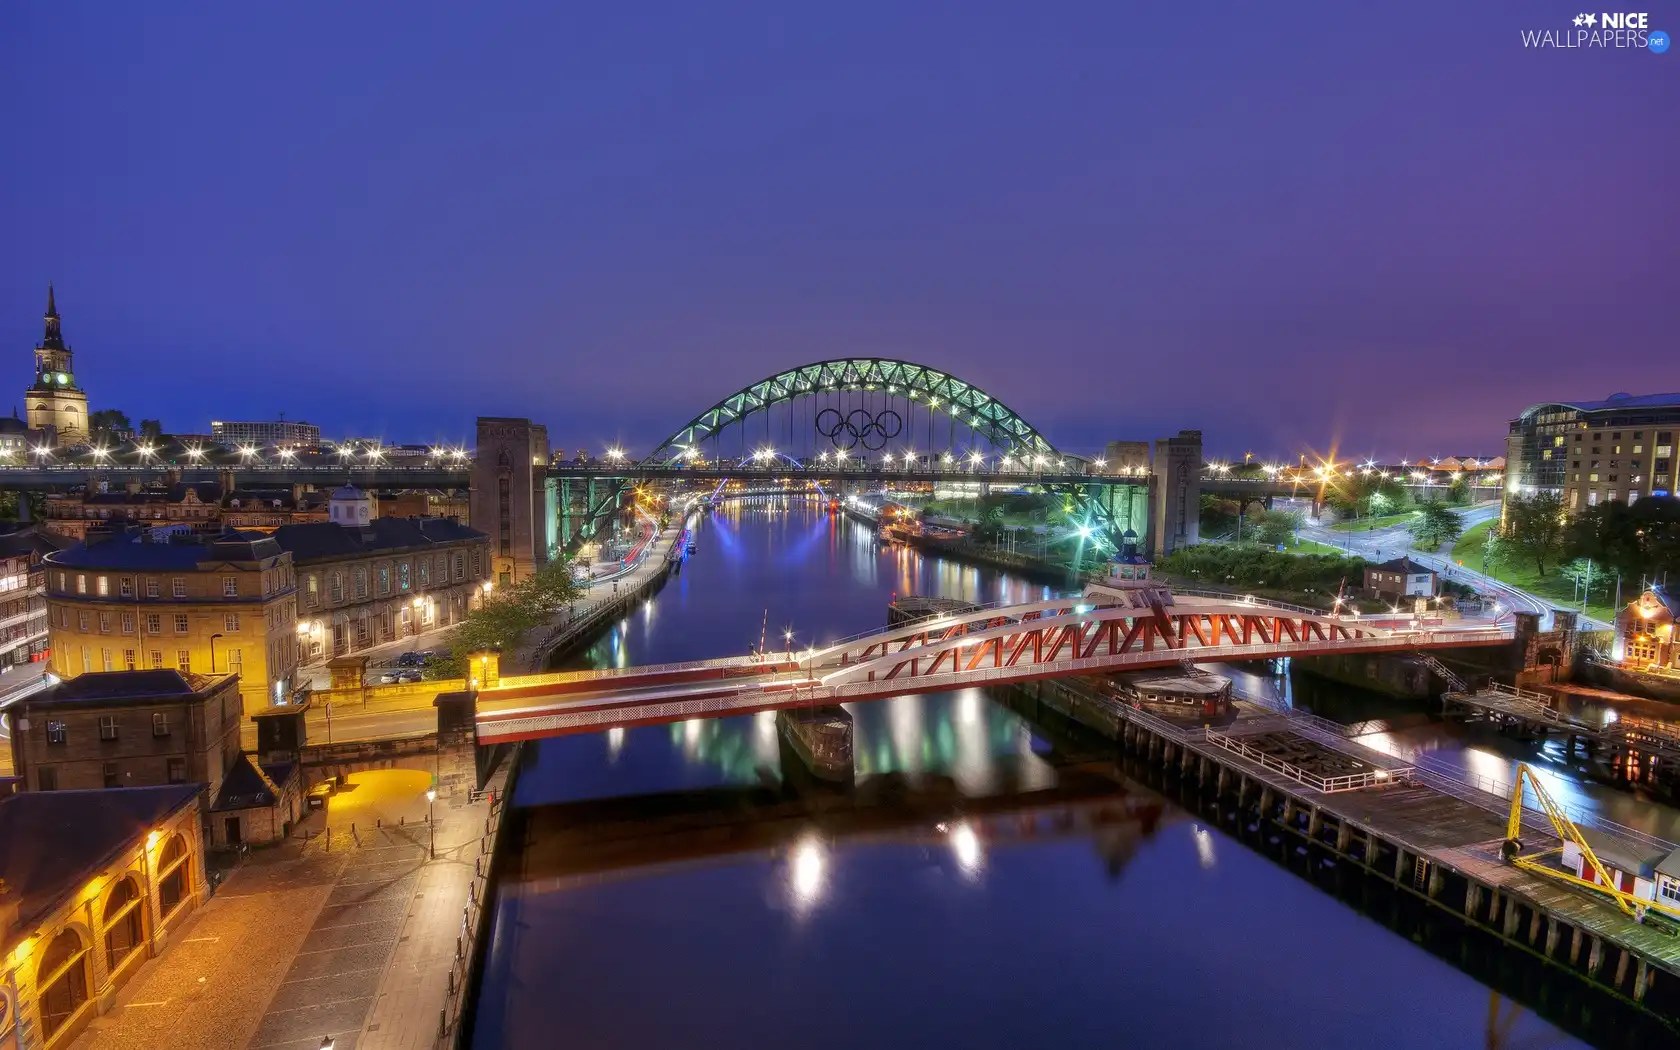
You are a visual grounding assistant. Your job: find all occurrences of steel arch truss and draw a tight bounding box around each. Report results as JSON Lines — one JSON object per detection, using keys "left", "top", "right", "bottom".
{"left": 649, "top": 358, "right": 1063, "bottom": 464}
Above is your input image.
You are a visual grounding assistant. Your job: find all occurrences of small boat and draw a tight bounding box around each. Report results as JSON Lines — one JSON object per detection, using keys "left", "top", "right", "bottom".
{"left": 777, "top": 706, "right": 854, "bottom": 782}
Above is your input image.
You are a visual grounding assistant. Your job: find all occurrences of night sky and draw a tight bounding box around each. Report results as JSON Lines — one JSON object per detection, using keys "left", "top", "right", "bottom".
{"left": 2, "top": 3, "right": 1674, "bottom": 460}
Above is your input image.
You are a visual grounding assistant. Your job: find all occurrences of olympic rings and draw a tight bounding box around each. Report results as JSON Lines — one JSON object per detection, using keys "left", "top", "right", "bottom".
{"left": 815, "top": 407, "right": 905, "bottom": 452}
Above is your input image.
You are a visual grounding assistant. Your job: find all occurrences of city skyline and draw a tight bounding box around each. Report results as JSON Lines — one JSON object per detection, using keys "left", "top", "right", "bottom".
{"left": 4, "top": 3, "right": 1675, "bottom": 458}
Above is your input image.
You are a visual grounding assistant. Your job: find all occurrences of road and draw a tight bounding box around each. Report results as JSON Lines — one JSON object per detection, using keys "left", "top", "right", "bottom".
{"left": 1285, "top": 500, "right": 1607, "bottom": 629}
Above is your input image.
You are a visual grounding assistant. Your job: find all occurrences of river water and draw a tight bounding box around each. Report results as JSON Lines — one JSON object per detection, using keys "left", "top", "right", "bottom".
{"left": 470, "top": 499, "right": 1632, "bottom": 1049}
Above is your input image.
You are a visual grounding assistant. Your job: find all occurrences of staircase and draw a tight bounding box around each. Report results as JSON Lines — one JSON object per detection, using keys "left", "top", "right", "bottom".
{"left": 1415, "top": 652, "right": 1467, "bottom": 693}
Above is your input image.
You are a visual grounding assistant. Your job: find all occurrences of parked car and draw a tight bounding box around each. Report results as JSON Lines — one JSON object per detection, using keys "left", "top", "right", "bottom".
{"left": 377, "top": 671, "right": 402, "bottom": 684}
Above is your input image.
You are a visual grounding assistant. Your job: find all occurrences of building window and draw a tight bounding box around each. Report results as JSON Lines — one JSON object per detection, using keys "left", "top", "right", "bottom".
{"left": 82, "top": 649, "right": 92, "bottom": 673}
{"left": 306, "top": 574, "right": 318, "bottom": 607}
{"left": 167, "top": 756, "right": 185, "bottom": 781}
{"left": 172, "top": 577, "right": 187, "bottom": 598}
{"left": 150, "top": 650, "right": 164, "bottom": 669}
{"left": 101, "top": 648, "right": 113, "bottom": 672}
{"left": 399, "top": 563, "right": 410, "bottom": 591}
{"left": 419, "top": 560, "right": 430, "bottom": 586}
{"left": 174, "top": 613, "right": 189, "bottom": 634}
{"left": 123, "top": 648, "right": 136, "bottom": 670}
{"left": 36, "top": 929, "right": 90, "bottom": 1041}
{"left": 76, "top": 573, "right": 86, "bottom": 594}
{"left": 177, "top": 649, "right": 191, "bottom": 673}
{"left": 223, "top": 576, "right": 238, "bottom": 597}
{"left": 354, "top": 568, "right": 367, "bottom": 599}
{"left": 330, "top": 572, "right": 344, "bottom": 603}
{"left": 56, "top": 570, "right": 66, "bottom": 590}
{"left": 98, "top": 612, "right": 110, "bottom": 633}
{"left": 103, "top": 761, "right": 121, "bottom": 788}
{"left": 378, "top": 566, "right": 390, "bottom": 595}
{"left": 146, "top": 613, "right": 161, "bottom": 634}
{"left": 103, "top": 877, "right": 144, "bottom": 975}
{"left": 38, "top": 766, "right": 57, "bottom": 790}
{"left": 225, "top": 613, "right": 240, "bottom": 633}
{"left": 96, "top": 575, "right": 108, "bottom": 596}
{"left": 119, "top": 576, "right": 133, "bottom": 597}
{"left": 121, "top": 612, "right": 135, "bottom": 634}
{"left": 157, "top": 834, "right": 189, "bottom": 914}
{"left": 78, "top": 612, "right": 89, "bottom": 632}
{"left": 146, "top": 577, "right": 159, "bottom": 598}
{"left": 153, "top": 712, "right": 170, "bottom": 736}
{"left": 228, "top": 648, "right": 243, "bottom": 674}
{"left": 454, "top": 553, "right": 464, "bottom": 581}
{"left": 47, "top": 719, "right": 68, "bottom": 745}
{"left": 99, "top": 714, "right": 119, "bottom": 740}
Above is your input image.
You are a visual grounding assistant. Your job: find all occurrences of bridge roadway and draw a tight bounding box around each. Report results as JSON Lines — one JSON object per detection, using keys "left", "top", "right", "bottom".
{"left": 474, "top": 589, "right": 1514, "bottom": 745}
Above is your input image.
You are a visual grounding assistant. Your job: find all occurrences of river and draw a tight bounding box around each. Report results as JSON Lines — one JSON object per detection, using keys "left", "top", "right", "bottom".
{"left": 470, "top": 498, "right": 1633, "bottom": 1049}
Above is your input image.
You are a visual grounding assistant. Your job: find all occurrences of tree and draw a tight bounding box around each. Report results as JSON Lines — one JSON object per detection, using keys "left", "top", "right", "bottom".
{"left": 88, "top": 409, "right": 132, "bottom": 440}
{"left": 1445, "top": 474, "right": 1472, "bottom": 506}
{"left": 138, "top": 419, "right": 164, "bottom": 440}
{"left": 1500, "top": 491, "right": 1569, "bottom": 576}
{"left": 434, "top": 557, "right": 587, "bottom": 677}
{"left": 1408, "top": 502, "right": 1463, "bottom": 550}
{"left": 1254, "top": 508, "right": 1302, "bottom": 548}
{"left": 1568, "top": 496, "right": 1680, "bottom": 586}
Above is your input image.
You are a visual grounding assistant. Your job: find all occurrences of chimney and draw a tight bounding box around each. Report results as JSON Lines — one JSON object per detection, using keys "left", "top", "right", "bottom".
{"left": 219, "top": 470, "right": 236, "bottom": 499}
{"left": 124, "top": 479, "right": 141, "bottom": 495}
{"left": 292, "top": 483, "right": 305, "bottom": 504}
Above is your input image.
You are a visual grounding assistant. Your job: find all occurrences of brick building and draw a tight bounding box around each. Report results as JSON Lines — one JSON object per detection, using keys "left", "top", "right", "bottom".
{"left": 6, "top": 670, "right": 243, "bottom": 802}
{"left": 43, "top": 531, "right": 302, "bottom": 713}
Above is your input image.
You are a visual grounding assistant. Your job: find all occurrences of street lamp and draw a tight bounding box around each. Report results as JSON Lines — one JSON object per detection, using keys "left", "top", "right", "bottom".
{"left": 209, "top": 633, "right": 223, "bottom": 673}
{"left": 426, "top": 789, "right": 437, "bottom": 858}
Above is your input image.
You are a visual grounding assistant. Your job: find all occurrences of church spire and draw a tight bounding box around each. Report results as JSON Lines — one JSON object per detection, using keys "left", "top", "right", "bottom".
{"left": 41, "top": 284, "right": 64, "bottom": 351}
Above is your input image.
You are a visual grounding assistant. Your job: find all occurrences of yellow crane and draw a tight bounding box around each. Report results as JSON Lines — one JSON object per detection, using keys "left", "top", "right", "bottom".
{"left": 1501, "top": 763, "right": 1679, "bottom": 924}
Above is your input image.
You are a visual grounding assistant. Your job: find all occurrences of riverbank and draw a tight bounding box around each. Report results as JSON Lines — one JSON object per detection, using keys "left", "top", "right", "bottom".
{"left": 506, "top": 523, "right": 686, "bottom": 672}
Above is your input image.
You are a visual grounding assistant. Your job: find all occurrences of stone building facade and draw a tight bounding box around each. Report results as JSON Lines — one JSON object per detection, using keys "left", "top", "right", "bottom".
{"left": 42, "top": 479, "right": 329, "bottom": 542}
{"left": 1149, "top": 429, "right": 1202, "bottom": 558}
{"left": 278, "top": 487, "right": 492, "bottom": 663}
{"left": 0, "top": 525, "right": 62, "bottom": 672}
{"left": 6, "top": 670, "right": 243, "bottom": 801}
{"left": 43, "top": 532, "right": 302, "bottom": 714}
{"left": 0, "top": 784, "right": 205, "bottom": 1050}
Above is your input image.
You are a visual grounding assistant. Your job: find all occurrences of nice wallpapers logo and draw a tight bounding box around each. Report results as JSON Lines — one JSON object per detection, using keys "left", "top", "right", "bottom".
{"left": 1521, "top": 11, "right": 1671, "bottom": 50}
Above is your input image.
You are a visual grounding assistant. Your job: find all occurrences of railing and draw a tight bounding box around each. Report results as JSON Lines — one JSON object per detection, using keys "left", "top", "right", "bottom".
{"left": 1169, "top": 589, "right": 1339, "bottom": 619}
{"left": 1204, "top": 728, "right": 1412, "bottom": 793}
{"left": 1413, "top": 652, "right": 1468, "bottom": 692}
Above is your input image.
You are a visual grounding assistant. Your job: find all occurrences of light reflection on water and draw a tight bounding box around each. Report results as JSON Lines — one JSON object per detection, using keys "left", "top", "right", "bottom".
{"left": 477, "top": 503, "right": 1588, "bottom": 1050}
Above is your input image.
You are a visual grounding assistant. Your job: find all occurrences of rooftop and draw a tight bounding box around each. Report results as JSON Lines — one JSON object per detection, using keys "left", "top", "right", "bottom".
{"left": 0, "top": 784, "right": 204, "bottom": 930}
{"left": 271, "top": 516, "right": 485, "bottom": 562}
{"left": 1519, "top": 392, "right": 1680, "bottom": 420}
{"left": 1372, "top": 557, "right": 1435, "bottom": 576}
{"left": 44, "top": 531, "right": 285, "bottom": 571}
{"left": 212, "top": 753, "right": 294, "bottom": 812}
{"left": 36, "top": 668, "right": 221, "bottom": 705}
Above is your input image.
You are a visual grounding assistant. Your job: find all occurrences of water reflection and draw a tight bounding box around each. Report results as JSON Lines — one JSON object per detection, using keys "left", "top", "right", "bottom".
{"left": 480, "top": 504, "right": 1592, "bottom": 1050}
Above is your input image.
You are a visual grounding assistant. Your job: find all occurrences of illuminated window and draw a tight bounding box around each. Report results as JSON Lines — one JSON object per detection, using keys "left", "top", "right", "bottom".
{"left": 222, "top": 577, "right": 238, "bottom": 597}
{"left": 172, "top": 578, "right": 186, "bottom": 598}
{"left": 177, "top": 650, "right": 191, "bottom": 673}
{"left": 174, "top": 614, "right": 188, "bottom": 634}
{"left": 225, "top": 613, "right": 240, "bottom": 633}
{"left": 96, "top": 576, "right": 109, "bottom": 596}
{"left": 145, "top": 577, "right": 159, "bottom": 597}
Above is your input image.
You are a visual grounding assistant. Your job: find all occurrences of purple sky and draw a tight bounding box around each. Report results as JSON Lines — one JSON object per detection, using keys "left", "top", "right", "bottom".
{"left": 2, "top": 3, "right": 1674, "bottom": 461}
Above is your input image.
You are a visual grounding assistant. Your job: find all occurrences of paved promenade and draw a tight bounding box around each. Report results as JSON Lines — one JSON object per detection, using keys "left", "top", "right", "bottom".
{"left": 70, "top": 762, "right": 513, "bottom": 1050}
{"left": 506, "top": 524, "right": 682, "bottom": 672}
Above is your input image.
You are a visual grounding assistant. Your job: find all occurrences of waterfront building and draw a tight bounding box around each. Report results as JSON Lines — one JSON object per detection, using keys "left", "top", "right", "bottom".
{"left": 0, "top": 524, "right": 64, "bottom": 672}
{"left": 208, "top": 419, "right": 320, "bottom": 449}
{"left": 1613, "top": 587, "right": 1680, "bottom": 672}
{"left": 24, "top": 287, "right": 90, "bottom": 447}
{"left": 1363, "top": 557, "right": 1439, "bottom": 602}
{"left": 1505, "top": 392, "right": 1680, "bottom": 512}
{"left": 279, "top": 486, "right": 491, "bottom": 662}
{"left": 43, "top": 531, "right": 301, "bottom": 713}
{"left": 471, "top": 417, "right": 555, "bottom": 586}
{"left": 6, "top": 670, "right": 242, "bottom": 804}
{"left": 0, "top": 782, "right": 205, "bottom": 1049}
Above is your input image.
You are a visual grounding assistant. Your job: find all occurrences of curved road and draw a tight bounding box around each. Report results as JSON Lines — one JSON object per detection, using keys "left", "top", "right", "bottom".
{"left": 1287, "top": 501, "right": 1603, "bottom": 629}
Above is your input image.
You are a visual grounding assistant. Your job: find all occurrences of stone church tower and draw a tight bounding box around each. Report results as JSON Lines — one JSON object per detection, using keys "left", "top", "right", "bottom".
{"left": 26, "top": 286, "right": 90, "bottom": 446}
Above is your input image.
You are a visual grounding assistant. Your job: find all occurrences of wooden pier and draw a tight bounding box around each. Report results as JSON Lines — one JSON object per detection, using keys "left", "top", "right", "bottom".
{"left": 1005, "top": 674, "right": 1680, "bottom": 1026}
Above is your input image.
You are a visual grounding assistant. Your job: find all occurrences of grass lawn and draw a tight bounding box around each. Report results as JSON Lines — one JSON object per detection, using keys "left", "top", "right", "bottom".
{"left": 1329, "top": 511, "right": 1417, "bottom": 532}
{"left": 1450, "top": 520, "right": 1617, "bottom": 623}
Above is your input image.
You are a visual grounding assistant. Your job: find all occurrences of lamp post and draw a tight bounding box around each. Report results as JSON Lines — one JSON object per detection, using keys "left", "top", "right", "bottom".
{"left": 426, "top": 789, "right": 437, "bottom": 859}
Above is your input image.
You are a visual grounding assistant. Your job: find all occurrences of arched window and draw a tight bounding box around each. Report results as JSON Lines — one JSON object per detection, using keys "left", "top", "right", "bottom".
{"left": 36, "top": 929, "right": 89, "bottom": 1040}
{"left": 103, "top": 877, "right": 144, "bottom": 973}
{"left": 157, "top": 834, "right": 189, "bottom": 915}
